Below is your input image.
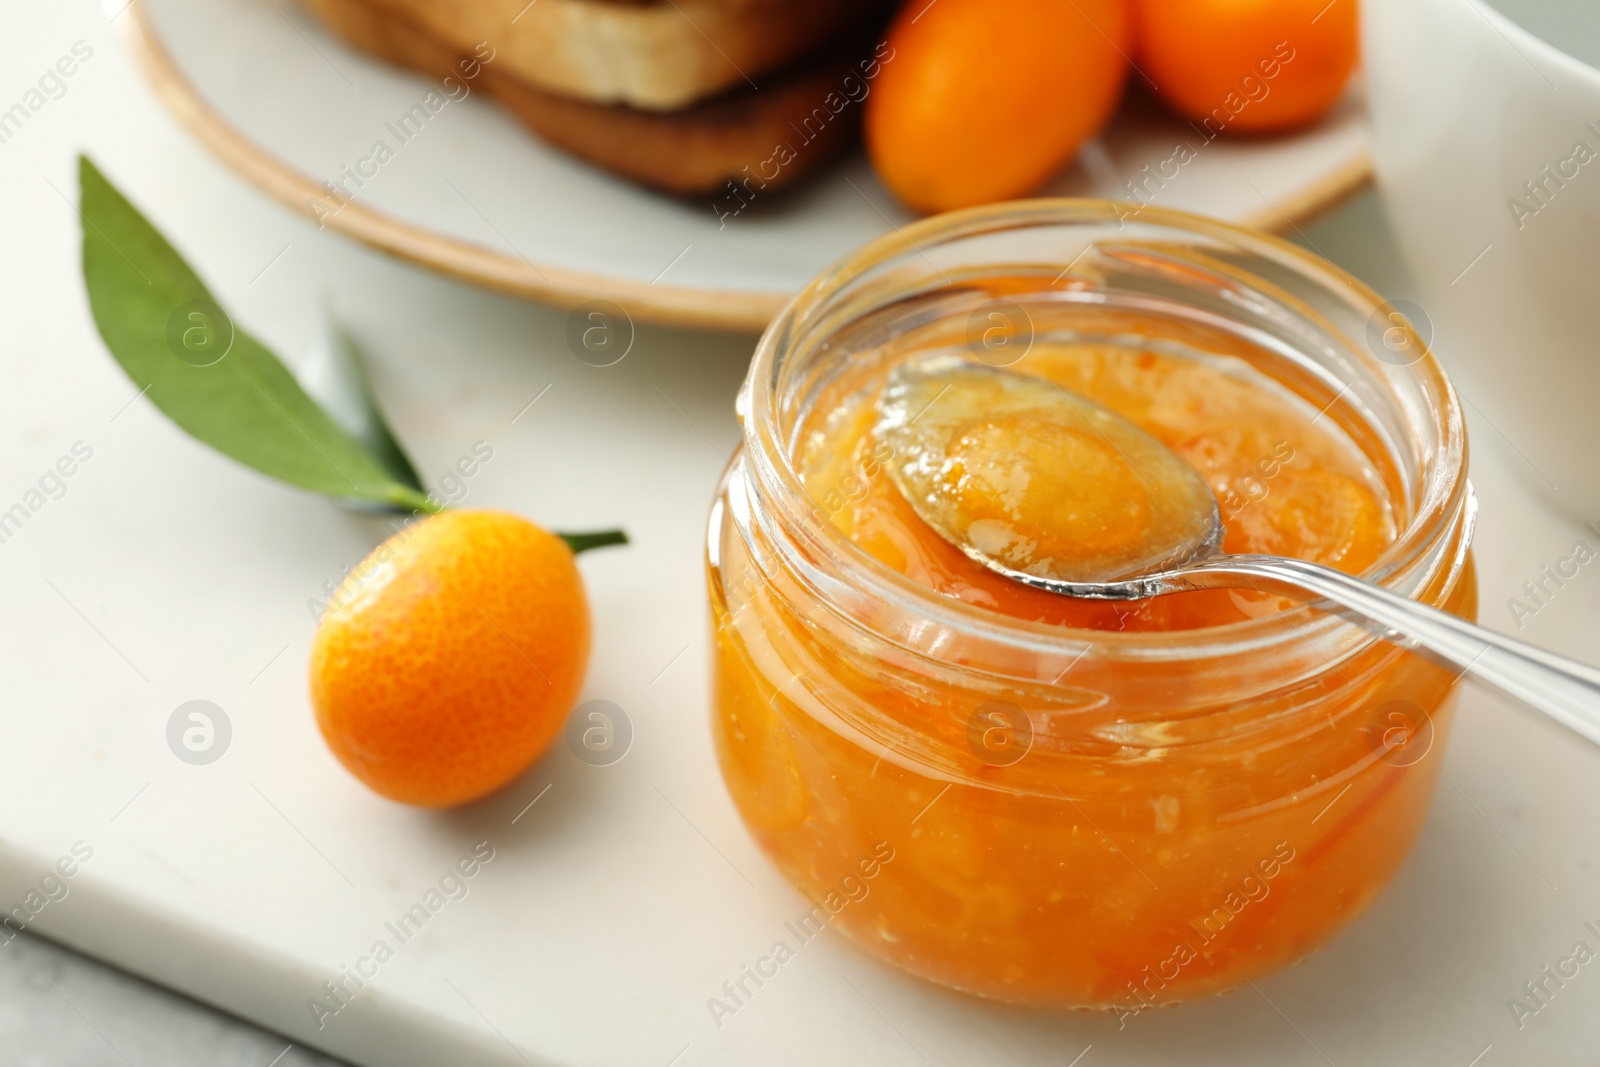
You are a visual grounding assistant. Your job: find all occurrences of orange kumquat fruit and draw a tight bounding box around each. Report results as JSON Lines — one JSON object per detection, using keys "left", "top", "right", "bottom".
{"left": 866, "top": 0, "right": 1132, "bottom": 213}
{"left": 310, "top": 510, "right": 591, "bottom": 807}
{"left": 1132, "top": 0, "right": 1360, "bottom": 135}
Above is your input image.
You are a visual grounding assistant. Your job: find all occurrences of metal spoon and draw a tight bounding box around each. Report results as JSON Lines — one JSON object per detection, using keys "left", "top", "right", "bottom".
{"left": 877, "top": 358, "right": 1600, "bottom": 748}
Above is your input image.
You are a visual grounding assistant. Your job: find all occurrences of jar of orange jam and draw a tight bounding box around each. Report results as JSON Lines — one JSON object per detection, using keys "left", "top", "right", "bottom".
{"left": 706, "top": 202, "right": 1475, "bottom": 1014}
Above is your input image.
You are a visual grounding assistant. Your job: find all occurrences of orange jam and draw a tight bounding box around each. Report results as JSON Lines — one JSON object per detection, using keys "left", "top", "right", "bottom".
{"left": 708, "top": 205, "right": 1475, "bottom": 1012}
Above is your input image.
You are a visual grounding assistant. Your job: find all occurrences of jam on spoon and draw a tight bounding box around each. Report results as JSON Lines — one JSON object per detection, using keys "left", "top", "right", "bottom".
{"left": 876, "top": 355, "right": 1220, "bottom": 586}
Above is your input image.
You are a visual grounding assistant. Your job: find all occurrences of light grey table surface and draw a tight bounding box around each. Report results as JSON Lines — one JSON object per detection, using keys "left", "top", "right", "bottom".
{"left": 0, "top": 929, "right": 342, "bottom": 1066}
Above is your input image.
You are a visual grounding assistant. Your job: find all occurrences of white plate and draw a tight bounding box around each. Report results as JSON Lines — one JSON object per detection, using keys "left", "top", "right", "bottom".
{"left": 122, "top": 0, "right": 1373, "bottom": 329}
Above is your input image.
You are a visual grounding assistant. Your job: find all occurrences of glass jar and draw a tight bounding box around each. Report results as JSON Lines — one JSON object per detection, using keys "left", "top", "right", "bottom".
{"left": 705, "top": 201, "right": 1475, "bottom": 1015}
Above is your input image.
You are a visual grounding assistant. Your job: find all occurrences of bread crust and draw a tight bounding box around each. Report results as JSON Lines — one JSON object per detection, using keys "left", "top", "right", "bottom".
{"left": 322, "top": 0, "right": 870, "bottom": 110}
{"left": 300, "top": 0, "right": 878, "bottom": 195}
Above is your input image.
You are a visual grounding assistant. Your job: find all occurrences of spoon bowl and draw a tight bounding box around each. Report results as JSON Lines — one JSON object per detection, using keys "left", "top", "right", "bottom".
{"left": 876, "top": 357, "right": 1224, "bottom": 591}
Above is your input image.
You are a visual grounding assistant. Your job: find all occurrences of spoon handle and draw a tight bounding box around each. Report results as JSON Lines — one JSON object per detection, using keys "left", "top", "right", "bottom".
{"left": 1177, "top": 555, "right": 1600, "bottom": 747}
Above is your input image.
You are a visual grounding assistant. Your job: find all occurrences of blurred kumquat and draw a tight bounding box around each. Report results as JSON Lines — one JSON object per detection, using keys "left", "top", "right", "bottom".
{"left": 865, "top": 0, "right": 1132, "bottom": 213}
{"left": 1132, "top": 0, "right": 1360, "bottom": 134}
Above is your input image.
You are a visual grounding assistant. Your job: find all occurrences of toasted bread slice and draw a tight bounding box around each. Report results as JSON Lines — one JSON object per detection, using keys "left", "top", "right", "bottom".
{"left": 302, "top": 0, "right": 880, "bottom": 195}
{"left": 486, "top": 52, "right": 867, "bottom": 196}
{"left": 317, "top": 0, "right": 871, "bottom": 111}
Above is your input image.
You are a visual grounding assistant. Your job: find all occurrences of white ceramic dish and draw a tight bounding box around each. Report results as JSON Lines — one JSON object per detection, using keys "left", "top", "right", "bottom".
{"left": 1367, "top": 0, "right": 1600, "bottom": 519}
{"left": 119, "top": 0, "right": 1374, "bottom": 330}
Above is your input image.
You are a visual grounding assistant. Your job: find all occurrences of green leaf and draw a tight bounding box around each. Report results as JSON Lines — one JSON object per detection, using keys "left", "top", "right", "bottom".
{"left": 78, "top": 155, "right": 434, "bottom": 514}
{"left": 301, "top": 307, "right": 424, "bottom": 493}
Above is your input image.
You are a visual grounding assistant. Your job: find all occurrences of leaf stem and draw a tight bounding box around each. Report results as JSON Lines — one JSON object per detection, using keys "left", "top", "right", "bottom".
{"left": 558, "top": 529, "right": 630, "bottom": 555}
{"left": 392, "top": 487, "right": 445, "bottom": 515}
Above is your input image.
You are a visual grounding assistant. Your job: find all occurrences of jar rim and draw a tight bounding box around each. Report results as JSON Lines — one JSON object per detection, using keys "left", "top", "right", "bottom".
{"left": 738, "top": 199, "right": 1472, "bottom": 664}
